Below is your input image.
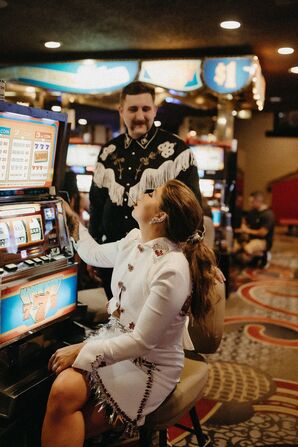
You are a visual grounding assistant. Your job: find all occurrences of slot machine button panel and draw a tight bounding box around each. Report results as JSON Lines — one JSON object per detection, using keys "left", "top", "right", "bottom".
{"left": 0, "top": 268, "right": 4, "bottom": 275}
{"left": 4, "top": 263, "right": 18, "bottom": 272}
{"left": 32, "top": 257, "right": 43, "bottom": 264}
{"left": 40, "top": 255, "right": 50, "bottom": 262}
{"left": 24, "top": 259, "right": 35, "bottom": 266}
{"left": 52, "top": 254, "right": 66, "bottom": 261}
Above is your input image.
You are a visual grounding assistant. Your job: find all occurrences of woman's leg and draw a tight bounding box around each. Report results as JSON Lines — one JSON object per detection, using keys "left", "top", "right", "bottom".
{"left": 41, "top": 367, "right": 89, "bottom": 447}
{"left": 83, "top": 402, "right": 114, "bottom": 439}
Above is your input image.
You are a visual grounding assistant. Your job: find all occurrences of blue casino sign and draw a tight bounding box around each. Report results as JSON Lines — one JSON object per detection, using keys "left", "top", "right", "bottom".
{"left": 0, "top": 61, "right": 139, "bottom": 94}
{"left": 203, "top": 57, "right": 256, "bottom": 94}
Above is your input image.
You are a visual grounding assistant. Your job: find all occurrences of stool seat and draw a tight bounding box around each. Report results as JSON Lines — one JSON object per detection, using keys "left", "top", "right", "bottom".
{"left": 145, "top": 357, "right": 208, "bottom": 429}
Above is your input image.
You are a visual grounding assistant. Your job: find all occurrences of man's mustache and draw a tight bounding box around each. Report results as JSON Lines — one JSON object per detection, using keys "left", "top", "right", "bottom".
{"left": 132, "top": 120, "right": 147, "bottom": 126}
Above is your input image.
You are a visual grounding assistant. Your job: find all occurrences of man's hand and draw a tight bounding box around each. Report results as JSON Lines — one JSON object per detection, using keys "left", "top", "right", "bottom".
{"left": 48, "top": 343, "right": 85, "bottom": 375}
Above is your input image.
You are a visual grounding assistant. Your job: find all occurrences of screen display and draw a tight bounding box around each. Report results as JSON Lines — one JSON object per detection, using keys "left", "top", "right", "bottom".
{"left": 66, "top": 144, "right": 101, "bottom": 167}
{"left": 0, "top": 110, "right": 59, "bottom": 189}
{"left": 212, "top": 208, "right": 221, "bottom": 227}
{"left": 191, "top": 145, "right": 224, "bottom": 172}
{"left": 0, "top": 266, "right": 77, "bottom": 348}
{"left": 76, "top": 174, "right": 93, "bottom": 192}
{"left": 199, "top": 179, "right": 215, "bottom": 198}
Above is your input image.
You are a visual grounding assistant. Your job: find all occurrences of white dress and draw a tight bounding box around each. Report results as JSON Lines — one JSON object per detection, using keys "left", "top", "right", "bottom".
{"left": 73, "top": 227, "right": 192, "bottom": 433}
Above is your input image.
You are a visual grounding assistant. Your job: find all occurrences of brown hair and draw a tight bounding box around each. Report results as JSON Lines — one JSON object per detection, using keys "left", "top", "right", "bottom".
{"left": 160, "top": 180, "right": 217, "bottom": 321}
{"left": 120, "top": 81, "right": 155, "bottom": 103}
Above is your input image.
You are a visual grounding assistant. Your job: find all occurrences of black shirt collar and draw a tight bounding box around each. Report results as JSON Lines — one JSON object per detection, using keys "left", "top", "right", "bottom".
{"left": 125, "top": 125, "right": 158, "bottom": 150}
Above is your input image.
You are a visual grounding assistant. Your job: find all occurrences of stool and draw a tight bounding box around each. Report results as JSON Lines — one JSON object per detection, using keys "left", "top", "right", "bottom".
{"left": 139, "top": 356, "right": 210, "bottom": 447}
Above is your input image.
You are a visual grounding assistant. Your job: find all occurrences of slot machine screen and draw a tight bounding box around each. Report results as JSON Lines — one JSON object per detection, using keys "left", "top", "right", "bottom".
{"left": 0, "top": 101, "right": 67, "bottom": 190}
{"left": 199, "top": 179, "right": 214, "bottom": 198}
{"left": 211, "top": 208, "right": 221, "bottom": 227}
{"left": 0, "top": 265, "right": 77, "bottom": 349}
{"left": 191, "top": 145, "right": 224, "bottom": 173}
{"left": 66, "top": 144, "right": 101, "bottom": 168}
{"left": 76, "top": 174, "right": 93, "bottom": 192}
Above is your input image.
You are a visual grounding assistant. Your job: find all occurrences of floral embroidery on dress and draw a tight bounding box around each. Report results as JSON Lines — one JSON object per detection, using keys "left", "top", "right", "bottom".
{"left": 100, "top": 144, "right": 116, "bottom": 161}
{"left": 137, "top": 244, "right": 144, "bottom": 252}
{"left": 152, "top": 242, "right": 170, "bottom": 258}
{"left": 128, "top": 264, "right": 134, "bottom": 271}
{"left": 157, "top": 141, "right": 176, "bottom": 158}
{"left": 179, "top": 294, "right": 192, "bottom": 316}
{"left": 128, "top": 321, "right": 135, "bottom": 330}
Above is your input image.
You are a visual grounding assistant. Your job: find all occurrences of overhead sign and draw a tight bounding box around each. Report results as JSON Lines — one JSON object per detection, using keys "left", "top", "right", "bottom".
{"left": 139, "top": 60, "right": 203, "bottom": 91}
{"left": 0, "top": 61, "right": 139, "bottom": 94}
{"left": 203, "top": 57, "right": 256, "bottom": 94}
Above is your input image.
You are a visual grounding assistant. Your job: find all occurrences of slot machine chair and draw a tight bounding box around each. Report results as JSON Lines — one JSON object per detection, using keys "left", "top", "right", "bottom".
{"left": 89, "top": 280, "right": 225, "bottom": 447}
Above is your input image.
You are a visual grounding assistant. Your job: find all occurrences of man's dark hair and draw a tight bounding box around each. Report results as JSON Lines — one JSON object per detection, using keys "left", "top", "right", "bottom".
{"left": 120, "top": 81, "right": 155, "bottom": 103}
{"left": 250, "top": 191, "right": 264, "bottom": 200}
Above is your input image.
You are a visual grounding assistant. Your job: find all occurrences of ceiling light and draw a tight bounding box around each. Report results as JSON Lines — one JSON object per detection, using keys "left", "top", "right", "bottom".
{"left": 154, "top": 120, "right": 161, "bottom": 127}
{"left": 232, "top": 110, "right": 237, "bottom": 116}
{"left": 82, "top": 59, "right": 96, "bottom": 65}
{"left": 238, "top": 110, "right": 251, "bottom": 119}
{"left": 51, "top": 105, "right": 61, "bottom": 112}
{"left": 277, "top": 47, "right": 294, "bottom": 55}
{"left": 78, "top": 118, "right": 87, "bottom": 125}
{"left": 289, "top": 66, "right": 298, "bottom": 74}
{"left": 189, "top": 130, "right": 197, "bottom": 137}
{"left": 220, "top": 20, "right": 241, "bottom": 30}
{"left": 44, "top": 41, "right": 61, "bottom": 49}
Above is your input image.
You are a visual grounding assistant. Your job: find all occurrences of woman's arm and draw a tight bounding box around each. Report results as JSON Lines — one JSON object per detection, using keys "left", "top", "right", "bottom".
{"left": 73, "top": 260, "right": 190, "bottom": 372}
{"left": 62, "top": 198, "right": 120, "bottom": 267}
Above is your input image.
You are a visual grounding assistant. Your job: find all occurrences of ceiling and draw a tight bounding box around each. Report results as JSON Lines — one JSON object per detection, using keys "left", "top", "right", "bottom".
{"left": 0, "top": 0, "right": 298, "bottom": 112}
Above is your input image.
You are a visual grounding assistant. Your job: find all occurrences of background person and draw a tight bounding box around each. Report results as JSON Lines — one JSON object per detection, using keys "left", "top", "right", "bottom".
{"left": 88, "top": 81, "right": 202, "bottom": 298}
{"left": 42, "top": 180, "right": 221, "bottom": 447}
{"left": 234, "top": 190, "right": 275, "bottom": 266}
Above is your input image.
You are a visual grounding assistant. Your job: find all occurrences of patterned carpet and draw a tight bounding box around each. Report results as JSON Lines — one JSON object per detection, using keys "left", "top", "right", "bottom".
{"left": 169, "top": 231, "right": 298, "bottom": 447}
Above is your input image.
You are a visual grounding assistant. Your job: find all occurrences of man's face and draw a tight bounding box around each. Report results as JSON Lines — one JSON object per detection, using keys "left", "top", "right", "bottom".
{"left": 249, "top": 196, "right": 262, "bottom": 210}
{"left": 119, "top": 93, "right": 157, "bottom": 139}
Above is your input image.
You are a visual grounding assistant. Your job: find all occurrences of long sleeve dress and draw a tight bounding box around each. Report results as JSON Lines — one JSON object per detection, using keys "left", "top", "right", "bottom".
{"left": 72, "top": 226, "right": 192, "bottom": 433}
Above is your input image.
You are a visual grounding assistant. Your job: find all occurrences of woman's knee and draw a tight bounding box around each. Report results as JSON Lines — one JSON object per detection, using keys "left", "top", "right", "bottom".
{"left": 47, "top": 368, "right": 89, "bottom": 415}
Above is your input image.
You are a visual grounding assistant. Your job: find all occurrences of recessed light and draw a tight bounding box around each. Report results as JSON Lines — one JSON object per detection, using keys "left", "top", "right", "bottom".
{"left": 78, "top": 118, "right": 87, "bottom": 125}
{"left": 278, "top": 47, "right": 294, "bottom": 55}
{"left": 44, "top": 41, "right": 61, "bottom": 49}
{"left": 220, "top": 20, "right": 241, "bottom": 30}
{"left": 51, "top": 105, "right": 62, "bottom": 112}
{"left": 289, "top": 66, "right": 298, "bottom": 74}
{"left": 238, "top": 110, "right": 251, "bottom": 119}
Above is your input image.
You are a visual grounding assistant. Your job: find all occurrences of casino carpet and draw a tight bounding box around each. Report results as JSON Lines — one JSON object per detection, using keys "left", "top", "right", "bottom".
{"left": 169, "top": 230, "right": 298, "bottom": 446}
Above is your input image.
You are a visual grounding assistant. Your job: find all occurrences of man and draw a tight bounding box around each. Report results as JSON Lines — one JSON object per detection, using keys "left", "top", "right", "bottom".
{"left": 234, "top": 190, "right": 275, "bottom": 267}
{"left": 89, "top": 81, "right": 201, "bottom": 297}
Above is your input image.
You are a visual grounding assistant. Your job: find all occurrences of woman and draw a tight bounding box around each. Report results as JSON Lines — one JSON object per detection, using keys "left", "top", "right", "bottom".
{"left": 42, "top": 179, "right": 220, "bottom": 447}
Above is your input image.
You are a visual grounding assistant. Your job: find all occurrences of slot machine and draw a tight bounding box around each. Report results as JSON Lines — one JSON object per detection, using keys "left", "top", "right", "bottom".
{"left": 0, "top": 101, "right": 80, "bottom": 445}
{"left": 189, "top": 140, "right": 237, "bottom": 292}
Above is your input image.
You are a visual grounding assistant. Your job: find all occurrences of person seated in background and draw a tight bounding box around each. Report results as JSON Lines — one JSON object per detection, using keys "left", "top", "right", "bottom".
{"left": 41, "top": 179, "right": 224, "bottom": 447}
{"left": 233, "top": 190, "right": 275, "bottom": 267}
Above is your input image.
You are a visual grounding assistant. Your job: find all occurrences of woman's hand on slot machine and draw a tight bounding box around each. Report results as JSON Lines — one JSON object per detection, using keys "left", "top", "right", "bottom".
{"left": 48, "top": 342, "right": 85, "bottom": 375}
{"left": 59, "top": 197, "right": 80, "bottom": 241}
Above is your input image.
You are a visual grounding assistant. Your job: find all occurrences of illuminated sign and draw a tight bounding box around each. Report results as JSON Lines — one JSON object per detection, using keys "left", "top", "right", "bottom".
{"left": 203, "top": 57, "right": 256, "bottom": 94}
{"left": 139, "top": 60, "right": 203, "bottom": 91}
{"left": 0, "top": 61, "right": 139, "bottom": 94}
